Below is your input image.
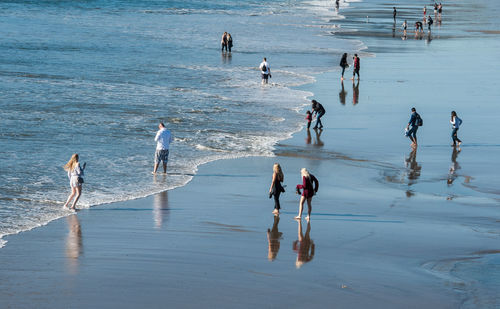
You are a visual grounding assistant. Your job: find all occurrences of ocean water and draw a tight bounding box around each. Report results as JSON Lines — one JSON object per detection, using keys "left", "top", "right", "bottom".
{"left": 0, "top": 0, "right": 364, "bottom": 247}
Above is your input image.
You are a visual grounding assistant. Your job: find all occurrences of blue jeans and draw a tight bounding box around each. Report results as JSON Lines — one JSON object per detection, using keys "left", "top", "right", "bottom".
{"left": 314, "top": 111, "right": 325, "bottom": 129}
{"left": 408, "top": 126, "right": 418, "bottom": 139}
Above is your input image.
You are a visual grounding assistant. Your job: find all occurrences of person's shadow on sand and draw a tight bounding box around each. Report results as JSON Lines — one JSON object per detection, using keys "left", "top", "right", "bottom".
{"left": 405, "top": 148, "right": 422, "bottom": 189}
{"left": 65, "top": 214, "right": 83, "bottom": 274}
{"left": 293, "top": 220, "right": 315, "bottom": 268}
{"left": 267, "top": 216, "right": 283, "bottom": 261}
{"left": 352, "top": 80, "right": 359, "bottom": 105}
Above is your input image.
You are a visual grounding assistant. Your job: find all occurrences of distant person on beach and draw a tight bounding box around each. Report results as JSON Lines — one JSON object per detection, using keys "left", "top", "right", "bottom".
{"left": 221, "top": 32, "right": 228, "bottom": 52}
{"left": 267, "top": 216, "right": 282, "bottom": 261}
{"left": 402, "top": 20, "right": 408, "bottom": 36}
{"left": 415, "top": 21, "right": 423, "bottom": 33}
{"left": 393, "top": 7, "right": 397, "bottom": 22}
{"left": 339, "top": 80, "right": 347, "bottom": 105}
{"left": 339, "top": 53, "right": 349, "bottom": 80}
{"left": 423, "top": 6, "right": 427, "bottom": 21}
{"left": 63, "top": 154, "right": 86, "bottom": 210}
{"left": 405, "top": 107, "right": 422, "bottom": 148}
{"left": 227, "top": 33, "right": 233, "bottom": 52}
{"left": 295, "top": 168, "right": 319, "bottom": 221}
{"left": 438, "top": 3, "right": 442, "bottom": 18}
{"left": 311, "top": 99, "right": 325, "bottom": 130}
{"left": 450, "top": 111, "right": 463, "bottom": 147}
{"left": 153, "top": 122, "right": 173, "bottom": 174}
{"left": 351, "top": 54, "right": 360, "bottom": 81}
{"left": 427, "top": 16, "right": 433, "bottom": 31}
{"left": 335, "top": 0, "right": 339, "bottom": 10}
{"left": 293, "top": 220, "right": 315, "bottom": 268}
{"left": 353, "top": 80, "right": 359, "bottom": 105}
{"left": 269, "top": 163, "right": 285, "bottom": 215}
{"left": 306, "top": 110, "right": 312, "bottom": 129}
{"left": 434, "top": 3, "right": 438, "bottom": 16}
{"left": 260, "top": 57, "right": 271, "bottom": 84}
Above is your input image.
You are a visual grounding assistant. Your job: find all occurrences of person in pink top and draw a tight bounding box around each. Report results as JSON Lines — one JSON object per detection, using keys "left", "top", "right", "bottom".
{"left": 295, "top": 168, "right": 319, "bottom": 221}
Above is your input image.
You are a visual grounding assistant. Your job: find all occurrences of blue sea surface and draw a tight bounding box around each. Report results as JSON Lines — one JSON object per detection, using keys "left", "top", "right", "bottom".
{"left": 0, "top": 0, "right": 363, "bottom": 246}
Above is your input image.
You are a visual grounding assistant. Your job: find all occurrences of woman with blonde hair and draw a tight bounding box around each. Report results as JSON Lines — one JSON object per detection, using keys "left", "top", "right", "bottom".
{"left": 269, "top": 163, "right": 285, "bottom": 215}
{"left": 63, "top": 154, "right": 86, "bottom": 210}
{"left": 295, "top": 168, "right": 319, "bottom": 221}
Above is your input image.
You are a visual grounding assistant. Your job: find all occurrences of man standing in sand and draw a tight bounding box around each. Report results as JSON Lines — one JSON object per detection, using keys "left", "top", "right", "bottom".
{"left": 260, "top": 57, "right": 271, "bottom": 85}
{"left": 153, "top": 122, "right": 173, "bottom": 174}
{"left": 406, "top": 108, "right": 420, "bottom": 148}
{"left": 351, "top": 54, "right": 360, "bottom": 81}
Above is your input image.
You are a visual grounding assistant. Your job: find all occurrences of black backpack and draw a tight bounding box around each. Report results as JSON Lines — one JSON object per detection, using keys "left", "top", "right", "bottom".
{"left": 416, "top": 113, "right": 423, "bottom": 126}
{"left": 261, "top": 63, "right": 267, "bottom": 72}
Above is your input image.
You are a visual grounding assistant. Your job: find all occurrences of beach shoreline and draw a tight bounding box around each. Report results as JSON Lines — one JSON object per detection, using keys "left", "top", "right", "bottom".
{"left": 1, "top": 0, "right": 500, "bottom": 308}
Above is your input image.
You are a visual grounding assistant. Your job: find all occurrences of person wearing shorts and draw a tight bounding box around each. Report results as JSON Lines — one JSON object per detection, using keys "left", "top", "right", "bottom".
{"left": 260, "top": 57, "right": 271, "bottom": 84}
{"left": 153, "top": 122, "right": 173, "bottom": 174}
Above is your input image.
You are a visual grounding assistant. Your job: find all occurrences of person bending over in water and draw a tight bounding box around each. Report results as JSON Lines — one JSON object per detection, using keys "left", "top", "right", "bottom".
{"left": 450, "top": 111, "right": 463, "bottom": 147}
{"left": 339, "top": 53, "right": 349, "bottom": 81}
{"left": 63, "top": 154, "right": 86, "bottom": 210}
{"left": 269, "top": 163, "right": 285, "bottom": 215}
{"left": 311, "top": 100, "right": 325, "bottom": 130}
{"left": 295, "top": 168, "right": 319, "bottom": 221}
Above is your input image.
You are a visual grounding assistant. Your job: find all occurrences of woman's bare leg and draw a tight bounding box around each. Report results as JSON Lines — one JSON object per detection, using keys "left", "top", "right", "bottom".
{"left": 305, "top": 197, "right": 312, "bottom": 221}
{"left": 70, "top": 186, "right": 82, "bottom": 209}
{"left": 295, "top": 196, "right": 305, "bottom": 219}
{"left": 64, "top": 187, "right": 76, "bottom": 208}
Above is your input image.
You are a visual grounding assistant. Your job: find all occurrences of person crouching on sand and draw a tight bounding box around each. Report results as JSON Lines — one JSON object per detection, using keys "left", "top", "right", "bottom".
{"left": 295, "top": 168, "right": 319, "bottom": 221}
{"left": 269, "top": 163, "right": 285, "bottom": 215}
{"left": 63, "top": 154, "right": 86, "bottom": 210}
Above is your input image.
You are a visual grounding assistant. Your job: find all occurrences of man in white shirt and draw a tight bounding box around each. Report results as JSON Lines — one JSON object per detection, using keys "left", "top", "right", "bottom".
{"left": 153, "top": 122, "right": 173, "bottom": 174}
{"left": 260, "top": 57, "right": 271, "bottom": 84}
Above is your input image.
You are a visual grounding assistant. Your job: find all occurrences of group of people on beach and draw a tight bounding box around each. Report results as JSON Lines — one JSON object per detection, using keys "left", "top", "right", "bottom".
{"left": 395, "top": 2, "right": 443, "bottom": 38}
{"left": 221, "top": 32, "right": 233, "bottom": 52}
{"left": 404, "top": 108, "right": 463, "bottom": 149}
{"left": 339, "top": 53, "right": 360, "bottom": 81}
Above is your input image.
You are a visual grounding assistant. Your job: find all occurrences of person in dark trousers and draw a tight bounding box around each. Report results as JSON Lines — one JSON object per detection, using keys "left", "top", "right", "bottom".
{"left": 311, "top": 99, "right": 325, "bottom": 130}
{"left": 427, "top": 16, "right": 433, "bottom": 31}
{"left": 339, "top": 53, "right": 349, "bottom": 81}
{"left": 269, "top": 163, "right": 285, "bottom": 215}
{"left": 450, "top": 111, "right": 462, "bottom": 147}
{"left": 351, "top": 54, "right": 360, "bottom": 81}
{"left": 221, "top": 32, "right": 227, "bottom": 52}
{"left": 393, "top": 7, "right": 397, "bottom": 22}
{"left": 406, "top": 107, "right": 420, "bottom": 147}
{"left": 227, "top": 33, "right": 233, "bottom": 52}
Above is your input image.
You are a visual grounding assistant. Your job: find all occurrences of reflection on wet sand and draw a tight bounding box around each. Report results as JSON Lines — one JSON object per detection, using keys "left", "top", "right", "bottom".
{"left": 447, "top": 147, "right": 461, "bottom": 185}
{"left": 404, "top": 148, "right": 421, "bottom": 197}
{"left": 221, "top": 51, "right": 232, "bottom": 64}
{"left": 65, "top": 214, "right": 83, "bottom": 274}
{"left": 352, "top": 80, "right": 359, "bottom": 105}
{"left": 313, "top": 128, "right": 324, "bottom": 147}
{"left": 267, "top": 216, "right": 282, "bottom": 261}
{"left": 293, "top": 220, "right": 315, "bottom": 268}
{"left": 153, "top": 190, "right": 170, "bottom": 229}
{"left": 339, "top": 81, "right": 347, "bottom": 105}
{"left": 305, "top": 128, "right": 312, "bottom": 145}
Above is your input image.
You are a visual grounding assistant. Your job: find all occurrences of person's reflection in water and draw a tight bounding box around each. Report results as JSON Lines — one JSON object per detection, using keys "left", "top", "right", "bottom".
{"left": 221, "top": 51, "right": 232, "bottom": 64}
{"left": 313, "top": 128, "right": 324, "bottom": 147}
{"left": 447, "top": 147, "right": 461, "bottom": 185}
{"left": 267, "top": 215, "right": 283, "bottom": 261}
{"left": 305, "top": 128, "right": 312, "bottom": 145}
{"left": 293, "top": 220, "right": 315, "bottom": 268}
{"left": 339, "top": 80, "right": 347, "bottom": 105}
{"left": 405, "top": 148, "right": 421, "bottom": 187}
{"left": 65, "top": 214, "right": 83, "bottom": 275}
{"left": 352, "top": 80, "right": 359, "bottom": 105}
{"left": 153, "top": 190, "right": 169, "bottom": 229}
{"left": 392, "top": 22, "right": 396, "bottom": 38}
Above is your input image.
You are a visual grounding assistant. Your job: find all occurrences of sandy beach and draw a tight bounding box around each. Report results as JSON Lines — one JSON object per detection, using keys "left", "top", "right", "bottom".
{"left": 1, "top": 0, "right": 499, "bottom": 308}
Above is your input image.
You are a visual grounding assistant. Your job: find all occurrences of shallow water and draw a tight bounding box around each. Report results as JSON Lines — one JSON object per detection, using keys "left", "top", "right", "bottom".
{"left": 0, "top": 0, "right": 364, "bottom": 246}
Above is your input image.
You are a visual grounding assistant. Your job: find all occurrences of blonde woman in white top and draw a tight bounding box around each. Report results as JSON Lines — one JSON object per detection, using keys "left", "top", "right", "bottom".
{"left": 63, "top": 153, "right": 86, "bottom": 210}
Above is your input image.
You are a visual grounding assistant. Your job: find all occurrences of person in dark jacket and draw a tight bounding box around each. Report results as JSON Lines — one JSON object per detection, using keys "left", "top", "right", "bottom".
{"left": 269, "top": 163, "right": 285, "bottom": 215}
{"left": 311, "top": 99, "right": 326, "bottom": 130}
{"left": 339, "top": 53, "right": 349, "bottom": 81}
{"left": 295, "top": 168, "right": 319, "bottom": 221}
{"left": 406, "top": 107, "right": 420, "bottom": 147}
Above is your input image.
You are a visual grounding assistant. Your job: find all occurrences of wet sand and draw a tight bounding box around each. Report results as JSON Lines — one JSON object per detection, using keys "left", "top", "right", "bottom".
{"left": 1, "top": 0, "right": 500, "bottom": 308}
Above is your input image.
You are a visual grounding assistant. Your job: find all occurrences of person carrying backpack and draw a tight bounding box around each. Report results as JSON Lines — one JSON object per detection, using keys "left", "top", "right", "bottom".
{"left": 450, "top": 111, "right": 462, "bottom": 147}
{"left": 260, "top": 57, "right": 271, "bottom": 84}
{"left": 406, "top": 107, "right": 422, "bottom": 147}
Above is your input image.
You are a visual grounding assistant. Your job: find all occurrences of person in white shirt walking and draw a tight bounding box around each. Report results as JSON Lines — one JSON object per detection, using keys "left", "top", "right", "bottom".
{"left": 153, "top": 122, "right": 173, "bottom": 174}
{"left": 260, "top": 57, "right": 271, "bottom": 84}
